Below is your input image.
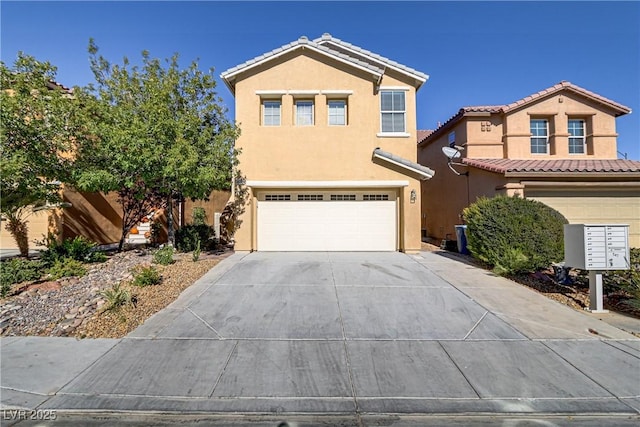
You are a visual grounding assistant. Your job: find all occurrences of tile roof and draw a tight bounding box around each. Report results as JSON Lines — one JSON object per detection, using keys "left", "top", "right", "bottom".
{"left": 314, "top": 33, "right": 428, "bottom": 83}
{"left": 502, "top": 81, "right": 631, "bottom": 115}
{"left": 220, "top": 36, "right": 384, "bottom": 82}
{"left": 373, "top": 148, "right": 435, "bottom": 180}
{"left": 417, "top": 129, "right": 434, "bottom": 144}
{"left": 462, "top": 158, "right": 640, "bottom": 174}
{"left": 419, "top": 81, "right": 631, "bottom": 146}
{"left": 221, "top": 34, "right": 428, "bottom": 92}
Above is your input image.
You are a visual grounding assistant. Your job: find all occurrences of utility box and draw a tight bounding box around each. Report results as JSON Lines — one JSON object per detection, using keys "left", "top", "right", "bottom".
{"left": 564, "top": 224, "right": 630, "bottom": 270}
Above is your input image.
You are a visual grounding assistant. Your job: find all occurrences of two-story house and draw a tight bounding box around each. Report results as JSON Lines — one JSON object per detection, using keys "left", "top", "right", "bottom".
{"left": 221, "top": 34, "right": 434, "bottom": 252}
{"left": 418, "top": 81, "right": 640, "bottom": 247}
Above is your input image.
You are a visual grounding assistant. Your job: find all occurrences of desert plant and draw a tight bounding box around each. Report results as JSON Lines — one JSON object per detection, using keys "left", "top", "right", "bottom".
{"left": 39, "top": 235, "right": 104, "bottom": 266}
{"left": 463, "top": 195, "right": 568, "bottom": 275}
{"left": 47, "top": 258, "right": 87, "bottom": 280}
{"left": 175, "top": 224, "right": 214, "bottom": 252}
{"left": 153, "top": 246, "right": 174, "bottom": 265}
{"left": 0, "top": 259, "right": 45, "bottom": 297}
{"left": 132, "top": 265, "right": 162, "bottom": 287}
{"left": 192, "top": 239, "right": 201, "bottom": 262}
{"left": 100, "top": 283, "right": 131, "bottom": 310}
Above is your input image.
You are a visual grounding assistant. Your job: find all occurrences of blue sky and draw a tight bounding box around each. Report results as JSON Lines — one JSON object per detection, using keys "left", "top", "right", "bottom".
{"left": 2, "top": 1, "right": 639, "bottom": 159}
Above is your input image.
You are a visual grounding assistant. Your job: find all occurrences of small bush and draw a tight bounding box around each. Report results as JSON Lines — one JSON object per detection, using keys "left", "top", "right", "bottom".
{"left": 192, "top": 239, "right": 201, "bottom": 262}
{"left": 192, "top": 207, "right": 207, "bottom": 226}
{"left": 0, "top": 259, "right": 44, "bottom": 297}
{"left": 175, "top": 224, "right": 215, "bottom": 252}
{"left": 605, "top": 247, "right": 640, "bottom": 309}
{"left": 133, "top": 266, "right": 162, "bottom": 287}
{"left": 463, "top": 195, "right": 568, "bottom": 275}
{"left": 100, "top": 283, "right": 131, "bottom": 310}
{"left": 48, "top": 258, "right": 87, "bottom": 280}
{"left": 40, "top": 235, "right": 104, "bottom": 266}
{"left": 153, "top": 246, "right": 174, "bottom": 265}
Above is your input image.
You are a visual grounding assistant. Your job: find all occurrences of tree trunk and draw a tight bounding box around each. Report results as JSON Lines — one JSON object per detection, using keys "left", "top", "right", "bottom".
{"left": 118, "top": 233, "right": 126, "bottom": 252}
{"left": 166, "top": 194, "right": 175, "bottom": 247}
{"left": 5, "top": 214, "right": 30, "bottom": 258}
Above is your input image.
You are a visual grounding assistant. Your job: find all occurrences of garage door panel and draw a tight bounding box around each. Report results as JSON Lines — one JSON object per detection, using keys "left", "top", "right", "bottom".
{"left": 527, "top": 191, "right": 640, "bottom": 248}
{"left": 258, "top": 201, "right": 396, "bottom": 251}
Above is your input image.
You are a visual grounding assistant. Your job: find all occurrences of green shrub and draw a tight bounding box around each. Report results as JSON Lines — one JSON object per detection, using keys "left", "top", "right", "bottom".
{"left": 0, "top": 259, "right": 45, "bottom": 297}
{"left": 463, "top": 195, "right": 568, "bottom": 275}
{"left": 133, "top": 265, "right": 162, "bottom": 287}
{"left": 48, "top": 258, "right": 87, "bottom": 280}
{"left": 192, "top": 207, "right": 207, "bottom": 226}
{"left": 192, "top": 239, "right": 201, "bottom": 262}
{"left": 153, "top": 246, "right": 174, "bottom": 265}
{"left": 100, "top": 283, "right": 131, "bottom": 310}
{"left": 605, "top": 247, "right": 640, "bottom": 309}
{"left": 175, "top": 224, "right": 215, "bottom": 252}
{"left": 40, "top": 235, "right": 104, "bottom": 266}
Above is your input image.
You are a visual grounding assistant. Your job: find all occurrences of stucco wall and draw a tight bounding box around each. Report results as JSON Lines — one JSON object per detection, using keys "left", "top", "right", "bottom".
{"left": 232, "top": 49, "right": 422, "bottom": 251}
{"left": 502, "top": 92, "right": 619, "bottom": 159}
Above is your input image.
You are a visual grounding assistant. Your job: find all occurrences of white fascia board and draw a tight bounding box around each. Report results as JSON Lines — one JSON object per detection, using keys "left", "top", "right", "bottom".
{"left": 321, "top": 90, "right": 354, "bottom": 96}
{"left": 246, "top": 180, "right": 409, "bottom": 188}
{"left": 378, "top": 86, "right": 411, "bottom": 91}
{"left": 255, "top": 90, "right": 288, "bottom": 96}
{"left": 222, "top": 44, "right": 382, "bottom": 81}
{"left": 288, "top": 90, "right": 321, "bottom": 96}
{"left": 372, "top": 153, "right": 434, "bottom": 180}
{"left": 319, "top": 41, "right": 428, "bottom": 83}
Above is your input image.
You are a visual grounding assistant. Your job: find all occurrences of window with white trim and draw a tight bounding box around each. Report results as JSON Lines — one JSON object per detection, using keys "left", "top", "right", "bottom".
{"left": 330, "top": 194, "right": 356, "bottom": 201}
{"left": 265, "top": 194, "right": 290, "bottom": 201}
{"left": 380, "top": 91, "right": 405, "bottom": 133}
{"left": 530, "top": 119, "right": 548, "bottom": 154}
{"left": 328, "top": 100, "right": 347, "bottom": 126}
{"left": 297, "top": 194, "right": 324, "bottom": 201}
{"left": 295, "top": 100, "right": 314, "bottom": 126}
{"left": 262, "top": 101, "right": 281, "bottom": 126}
{"left": 568, "top": 119, "right": 585, "bottom": 154}
{"left": 363, "top": 194, "right": 389, "bottom": 201}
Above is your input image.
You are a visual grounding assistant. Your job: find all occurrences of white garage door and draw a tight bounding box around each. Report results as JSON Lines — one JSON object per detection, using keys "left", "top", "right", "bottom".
{"left": 257, "top": 192, "right": 396, "bottom": 251}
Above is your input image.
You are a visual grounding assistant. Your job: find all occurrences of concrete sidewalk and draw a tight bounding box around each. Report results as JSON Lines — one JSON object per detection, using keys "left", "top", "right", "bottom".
{"left": 1, "top": 251, "right": 639, "bottom": 425}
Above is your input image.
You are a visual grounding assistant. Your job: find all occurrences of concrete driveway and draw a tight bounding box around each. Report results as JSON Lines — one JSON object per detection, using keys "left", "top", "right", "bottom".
{"left": 2, "top": 251, "right": 639, "bottom": 424}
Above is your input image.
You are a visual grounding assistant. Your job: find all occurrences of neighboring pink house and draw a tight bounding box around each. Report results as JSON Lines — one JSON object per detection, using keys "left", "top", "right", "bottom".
{"left": 418, "top": 81, "right": 640, "bottom": 247}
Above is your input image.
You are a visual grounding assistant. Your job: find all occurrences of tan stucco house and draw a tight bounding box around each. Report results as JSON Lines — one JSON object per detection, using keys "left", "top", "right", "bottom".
{"left": 221, "top": 34, "right": 433, "bottom": 252}
{"left": 418, "top": 81, "right": 640, "bottom": 247}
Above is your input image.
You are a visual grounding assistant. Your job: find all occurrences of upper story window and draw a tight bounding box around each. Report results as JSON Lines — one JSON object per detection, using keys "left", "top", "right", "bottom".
{"left": 295, "top": 100, "right": 314, "bottom": 126}
{"left": 262, "top": 100, "right": 281, "bottom": 126}
{"left": 328, "top": 100, "right": 347, "bottom": 126}
{"left": 380, "top": 90, "right": 405, "bottom": 133}
{"left": 568, "top": 119, "right": 586, "bottom": 154}
{"left": 530, "top": 119, "right": 548, "bottom": 154}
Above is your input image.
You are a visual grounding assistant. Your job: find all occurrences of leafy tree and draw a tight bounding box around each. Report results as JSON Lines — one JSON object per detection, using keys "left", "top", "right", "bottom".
{"left": 0, "top": 54, "right": 85, "bottom": 256}
{"left": 74, "top": 40, "right": 239, "bottom": 250}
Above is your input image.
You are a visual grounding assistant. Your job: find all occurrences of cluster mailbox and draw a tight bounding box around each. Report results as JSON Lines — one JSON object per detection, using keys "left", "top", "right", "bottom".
{"left": 564, "top": 224, "right": 630, "bottom": 312}
{"left": 564, "top": 224, "right": 630, "bottom": 270}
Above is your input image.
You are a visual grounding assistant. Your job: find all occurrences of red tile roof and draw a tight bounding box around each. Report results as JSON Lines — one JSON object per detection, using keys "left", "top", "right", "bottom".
{"left": 418, "top": 81, "right": 632, "bottom": 146}
{"left": 463, "top": 158, "right": 640, "bottom": 174}
{"left": 417, "top": 129, "right": 434, "bottom": 144}
{"left": 502, "top": 81, "right": 630, "bottom": 115}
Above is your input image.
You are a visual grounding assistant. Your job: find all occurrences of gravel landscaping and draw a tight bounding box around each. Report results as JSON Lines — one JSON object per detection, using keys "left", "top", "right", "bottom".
{"left": 0, "top": 249, "right": 229, "bottom": 338}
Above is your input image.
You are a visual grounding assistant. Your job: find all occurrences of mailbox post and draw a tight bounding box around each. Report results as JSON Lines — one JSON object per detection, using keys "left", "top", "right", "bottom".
{"left": 564, "top": 224, "right": 630, "bottom": 313}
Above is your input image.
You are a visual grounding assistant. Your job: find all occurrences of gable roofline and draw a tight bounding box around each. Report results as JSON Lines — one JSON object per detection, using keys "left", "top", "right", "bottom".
{"left": 220, "top": 34, "right": 429, "bottom": 94}
{"left": 314, "top": 33, "right": 429, "bottom": 88}
{"left": 418, "top": 81, "right": 632, "bottom": 147}
{"left": 502, "top": 81, "right": 631, "bottom": 116}
{"left": 220, "top": 35, "right": 385, "bottom": 94}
